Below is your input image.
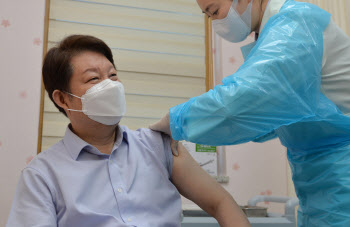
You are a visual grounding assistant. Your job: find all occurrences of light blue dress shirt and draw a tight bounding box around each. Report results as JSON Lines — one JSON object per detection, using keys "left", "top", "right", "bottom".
{"left": 7, "top": 125, "right": 181, "bottom": 227}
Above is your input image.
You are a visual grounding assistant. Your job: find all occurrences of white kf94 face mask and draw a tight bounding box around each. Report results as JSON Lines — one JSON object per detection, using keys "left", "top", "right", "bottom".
{"left": 65, "top": 79, "right": 126, "bottom": 125}
{"left": 212, "top": 0, "right": 253, "bottom": 43}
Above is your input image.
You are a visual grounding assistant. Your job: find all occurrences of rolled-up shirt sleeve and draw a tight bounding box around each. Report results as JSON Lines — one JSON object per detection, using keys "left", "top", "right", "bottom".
{"left": 7, "top": 167, "right": 57, "bottom": 227}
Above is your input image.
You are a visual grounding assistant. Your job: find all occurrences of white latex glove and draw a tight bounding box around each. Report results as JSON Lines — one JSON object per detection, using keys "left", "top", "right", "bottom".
{"left": 149, "top": 113, "right": 171, "bottom": 136}
{"left": 170, "top": 140, "right": 179, "bottom": 157}
{"left": 149, "top": 113, "right": 179, "bottom": 156}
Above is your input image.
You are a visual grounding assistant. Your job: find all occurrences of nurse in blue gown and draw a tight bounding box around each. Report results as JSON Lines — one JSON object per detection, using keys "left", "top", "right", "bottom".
{"left": 151, "top": 0, "right": 350, "bottom": 226}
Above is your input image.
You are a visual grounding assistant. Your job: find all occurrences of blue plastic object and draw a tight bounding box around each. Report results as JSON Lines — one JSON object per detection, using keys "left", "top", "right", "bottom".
{"left": 289, "top": 144, "right": 350, "bottom": 226}
{"left": 169, "top": 0, "right": 350, "bottom": 226}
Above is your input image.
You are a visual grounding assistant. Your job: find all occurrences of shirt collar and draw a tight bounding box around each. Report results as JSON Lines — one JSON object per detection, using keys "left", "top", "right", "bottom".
{"left": 63, "top": 124, "right": 128, "bottom": 160}
{"left": 259, "top": 0, "right": 287, "bottom": 34}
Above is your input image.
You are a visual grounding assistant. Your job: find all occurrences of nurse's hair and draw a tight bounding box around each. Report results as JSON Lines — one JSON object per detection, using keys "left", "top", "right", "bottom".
{"left": 42, "top": 35, "right": 115, "bottom": 117}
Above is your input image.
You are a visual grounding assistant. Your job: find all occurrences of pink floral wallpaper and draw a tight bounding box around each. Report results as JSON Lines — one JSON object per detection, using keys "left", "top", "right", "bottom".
{"left": 0, "top": 0, "right": 46, "bottom": 224}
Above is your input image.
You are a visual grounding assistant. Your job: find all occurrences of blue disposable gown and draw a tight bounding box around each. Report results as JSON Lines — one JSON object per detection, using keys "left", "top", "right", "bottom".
{"left": 169, "top": 0, "right": 350, "bottom": 226}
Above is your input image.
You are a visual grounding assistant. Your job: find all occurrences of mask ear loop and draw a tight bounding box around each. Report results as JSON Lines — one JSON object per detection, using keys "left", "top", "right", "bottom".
{"left": 66, "top": 108, "right": 83, "bottom": 112}
{"left": 63, "top": 91, "right": 85, "bottom": 112}
{"left": 64, "top": 92, "right": 84, "bottom": 100}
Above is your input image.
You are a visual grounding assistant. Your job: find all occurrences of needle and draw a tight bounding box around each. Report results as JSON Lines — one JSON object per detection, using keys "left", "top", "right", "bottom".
{"left": 200, "top": 159, "right": 214, "bottom": 167}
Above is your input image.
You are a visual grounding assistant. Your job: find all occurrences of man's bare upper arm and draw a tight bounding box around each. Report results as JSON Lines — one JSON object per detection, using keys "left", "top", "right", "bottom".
{"left": 171, "top": 143, "right": 230, "bottom": 216}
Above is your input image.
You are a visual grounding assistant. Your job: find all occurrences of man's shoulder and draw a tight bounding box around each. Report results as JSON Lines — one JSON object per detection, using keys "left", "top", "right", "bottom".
{"left": 119, "top": 126, "right": 172, "bottom": 175}
{"left": 120, "top": 125, "right": 171, "bottom": 152}
{"left": 121, "top": 125, "right": 168, "bottom": 141}
{"left": 26, "top": 140, "right": 66, "bottom": 174}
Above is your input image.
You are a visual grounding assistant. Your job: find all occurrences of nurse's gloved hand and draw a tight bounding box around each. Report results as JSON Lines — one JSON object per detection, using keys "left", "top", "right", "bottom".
{"left": 170, "top": 140, "right": 179, "bottom": 157}
{"left": 150, "top": 113, "right": 171, "bottom": 136}
{"left": 150, "top": 113, "right": 179, "bottom": 156}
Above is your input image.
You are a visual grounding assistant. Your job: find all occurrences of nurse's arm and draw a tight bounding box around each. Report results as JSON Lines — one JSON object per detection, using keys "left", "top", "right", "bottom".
{"left": 171, "top": 142, "right": 250, "bottom": 227}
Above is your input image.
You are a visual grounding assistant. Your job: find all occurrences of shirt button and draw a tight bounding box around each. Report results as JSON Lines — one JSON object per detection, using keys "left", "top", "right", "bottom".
{"left": 127, "top": 218, "right": 132, "bottom": 222}
{"left": 117, "top": 188, "right": 123, "bottom": 193}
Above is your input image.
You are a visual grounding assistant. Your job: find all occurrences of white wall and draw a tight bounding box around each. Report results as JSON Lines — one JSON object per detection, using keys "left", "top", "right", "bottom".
{"left": 0, "top": 0, "right": 46, "bottom": 225}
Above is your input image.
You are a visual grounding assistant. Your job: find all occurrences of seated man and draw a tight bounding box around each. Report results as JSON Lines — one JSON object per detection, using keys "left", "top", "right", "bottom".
{"left": 7, "top": 35, "right": 250, "bottom": 227}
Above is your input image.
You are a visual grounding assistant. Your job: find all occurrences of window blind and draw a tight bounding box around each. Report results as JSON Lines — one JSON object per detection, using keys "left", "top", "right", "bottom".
{"left": 41, "top": 0, "right": 207, "bottom": 151}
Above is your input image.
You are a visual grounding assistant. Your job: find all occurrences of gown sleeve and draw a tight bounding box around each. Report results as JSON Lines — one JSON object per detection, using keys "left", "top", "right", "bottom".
{"left": 169, "top": 3, "right": 331, "bottom": 146}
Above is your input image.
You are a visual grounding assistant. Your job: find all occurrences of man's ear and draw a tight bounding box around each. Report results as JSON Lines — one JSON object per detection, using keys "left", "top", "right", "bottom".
{"left": 52, "top": 90, "right": 70, "bottom": 111}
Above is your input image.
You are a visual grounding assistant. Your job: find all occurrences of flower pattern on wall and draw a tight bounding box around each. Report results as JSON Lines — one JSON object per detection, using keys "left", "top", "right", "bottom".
{"left": 26, "top": 155, "right": 34, "bottom": 165}
{"left": 19, "top": 91, "right": 27, "bottom": 99}
{"left": 232, "top": 163, "right": 240, "bottom": 171}
{"left": 33, "top": 38, "right": 42, "bottom": 46}
{"left": 260, "top": 190, "right": 273, "bottom": 204}
{"left": 229, "top": 56, "right": 236, "bottom": 65}
{"left": 1, "top": 19, "right": 11, "bottom": 28}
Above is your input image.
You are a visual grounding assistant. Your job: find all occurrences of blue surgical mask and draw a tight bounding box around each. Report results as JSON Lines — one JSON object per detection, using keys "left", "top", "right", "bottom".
{"left": 212, "top": 0, "right": 253, "bottom": 43}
